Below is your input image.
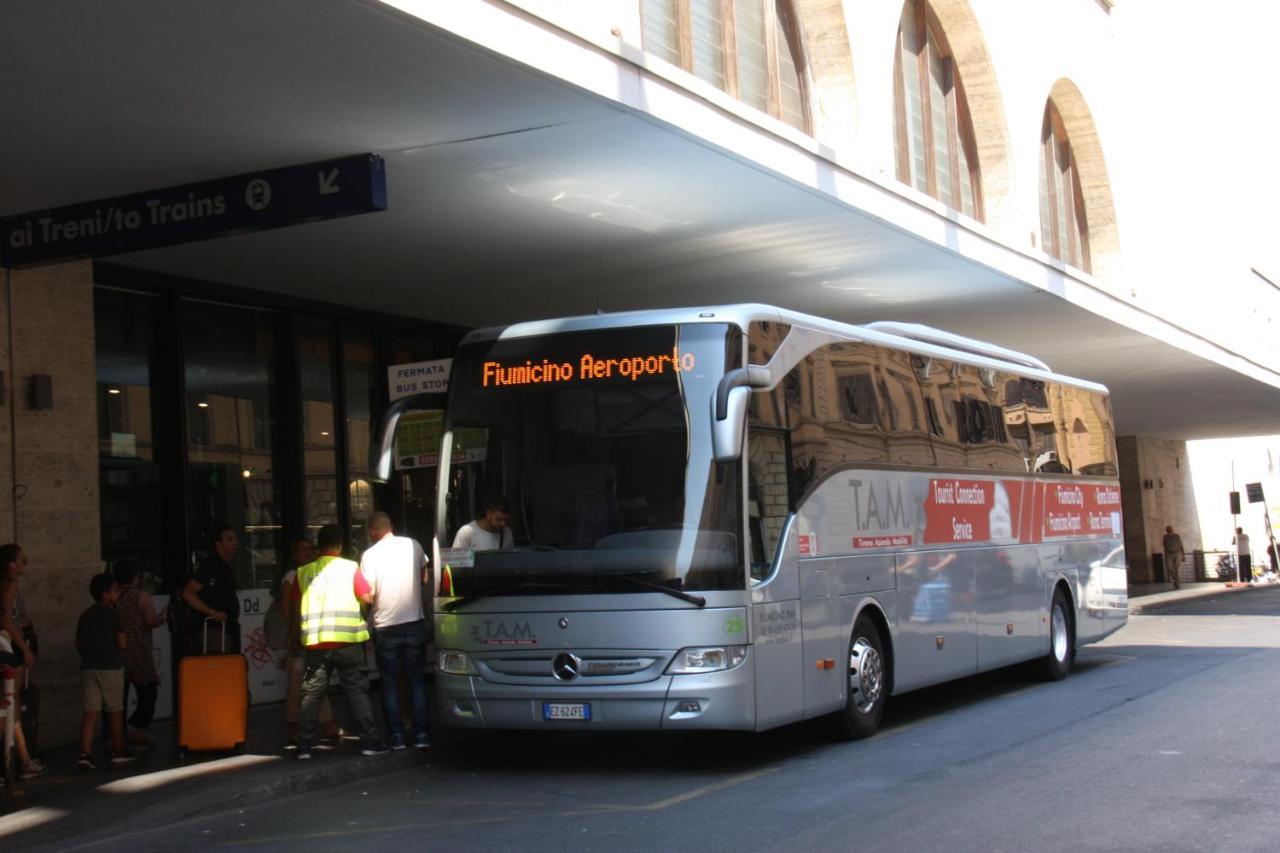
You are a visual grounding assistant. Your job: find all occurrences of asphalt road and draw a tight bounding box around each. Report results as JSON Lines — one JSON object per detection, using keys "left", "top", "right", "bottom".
{"left": 45, "top": 587, "right": 1280, "bottom": 852}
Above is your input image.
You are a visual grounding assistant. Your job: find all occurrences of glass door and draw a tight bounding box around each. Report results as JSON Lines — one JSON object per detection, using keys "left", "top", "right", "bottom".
{"left": 182, "top": 300, "right": 283, "bottom": 590}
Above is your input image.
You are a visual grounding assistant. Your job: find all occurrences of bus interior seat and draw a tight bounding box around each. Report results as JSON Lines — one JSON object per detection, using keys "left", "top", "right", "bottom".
{"left": 561, "top": 493, "right": 622, "bottom": 549}
{"left": 521, "top": 463, "right": 616, "bottom": 546}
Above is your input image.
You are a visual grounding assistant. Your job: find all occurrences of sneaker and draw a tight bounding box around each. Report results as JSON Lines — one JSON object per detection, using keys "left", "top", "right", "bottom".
{"left": 109, "top": 751, "right": 137, "bottom": 765}
{"left": 413, "top": 733, "right": 431, "bottom": 751}
{"left": 20, "top": 759, "right": 47, "bottom": 779}
{"left": 389, "top": 733, "right": 406, "bottom": 751}
{"left": 361, "top": 741, "right": 389, "bottom": 756}
{"left": 77, "top": 753, "right": 96, "bottom": 771}
{"left": 296, "top": 741, "right": 312, "bottom": 761}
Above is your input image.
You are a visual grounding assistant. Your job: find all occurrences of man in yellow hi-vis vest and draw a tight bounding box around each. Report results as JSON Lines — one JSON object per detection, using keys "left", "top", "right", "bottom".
{"left": 291, "top": 525, "right": 387, "bottom": 760}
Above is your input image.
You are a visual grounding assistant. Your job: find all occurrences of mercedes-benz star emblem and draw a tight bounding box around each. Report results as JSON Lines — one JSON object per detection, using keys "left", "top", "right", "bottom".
{"left": 558, "top": 617, "right": 569, "bottom": 630}
{"left": 552, "top": 652, "right": 581, "bottom": 681}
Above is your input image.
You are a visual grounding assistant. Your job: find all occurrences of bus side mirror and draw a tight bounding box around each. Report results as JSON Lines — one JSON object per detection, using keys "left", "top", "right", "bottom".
{"left": 712, "top": 387, "right": 750, "bottom": 462}
{"left": 369, "top": 393, "right": 439, "bottom": 483}
{"left": 711, "top": 367, "right": 770, "bottom": 462}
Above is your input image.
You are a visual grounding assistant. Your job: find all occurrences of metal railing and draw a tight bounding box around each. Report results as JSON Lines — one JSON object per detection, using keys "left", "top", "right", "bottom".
{"left": 1192, "top": 550, "right": 1238, "bottom": 582}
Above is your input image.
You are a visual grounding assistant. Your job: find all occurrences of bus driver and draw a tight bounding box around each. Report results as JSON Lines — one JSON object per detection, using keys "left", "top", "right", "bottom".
{"left": 452, "top": 498, "right": 514, "bottom": 552}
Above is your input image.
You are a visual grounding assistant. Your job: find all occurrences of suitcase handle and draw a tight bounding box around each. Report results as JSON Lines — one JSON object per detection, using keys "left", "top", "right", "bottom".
{"left": 202, "top": 616, "right": 227, "bottom": 655}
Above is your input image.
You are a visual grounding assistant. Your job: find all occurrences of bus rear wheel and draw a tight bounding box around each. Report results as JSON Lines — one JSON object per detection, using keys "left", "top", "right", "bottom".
{"left": 828, "top": 615, "right": 887, "bottom": 739}
{"left": 1038, "top": 587, "right": 1075, "bottom": 681}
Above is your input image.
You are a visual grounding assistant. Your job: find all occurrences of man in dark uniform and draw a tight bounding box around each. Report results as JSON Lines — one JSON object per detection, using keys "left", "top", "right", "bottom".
{"left": 182, "top": 526, "right": 241, "bottom": 654}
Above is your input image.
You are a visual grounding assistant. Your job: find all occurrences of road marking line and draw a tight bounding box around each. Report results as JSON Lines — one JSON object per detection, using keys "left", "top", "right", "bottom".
{"left": 221, "top": 815, "right": 515, "bottom": 846}
{"left": 557, "top": 767, "right": 779, "bottom": 816}
{"left": 222, "top": 768, "right": 781, "bottom": 844}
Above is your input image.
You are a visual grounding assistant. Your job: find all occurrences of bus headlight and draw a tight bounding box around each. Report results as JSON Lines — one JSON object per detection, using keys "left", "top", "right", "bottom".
{"left": 666, "top": 645, "right": 748, "bottom": 674}
{"left": 438, "top": 650, "right": 478, "bottom": 675}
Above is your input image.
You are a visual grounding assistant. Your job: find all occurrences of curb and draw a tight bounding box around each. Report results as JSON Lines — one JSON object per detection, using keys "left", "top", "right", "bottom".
{"left": 177, "top": 731, "right": 489, "bottom": 822}
{"left": 1127, "top": 583, "right": 1250, "bottom": 615}
{"left": 201, "top": 745, "right": 426, "bottom": 814}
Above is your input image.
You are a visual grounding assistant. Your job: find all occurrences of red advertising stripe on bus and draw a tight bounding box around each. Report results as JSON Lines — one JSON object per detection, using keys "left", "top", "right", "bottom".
{"left": 924, "top": 479, "right": 994, "bottom": 545}
{"left": 1043, "top": 482, "right": 1120, "bottom": 538}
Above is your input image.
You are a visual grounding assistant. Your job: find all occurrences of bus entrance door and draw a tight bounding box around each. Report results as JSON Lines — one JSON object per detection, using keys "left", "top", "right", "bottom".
{"left": 751, "top": 521, "right": 804, "bottom": 730}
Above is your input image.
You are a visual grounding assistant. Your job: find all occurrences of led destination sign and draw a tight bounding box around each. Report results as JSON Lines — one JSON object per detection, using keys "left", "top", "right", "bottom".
{"left": 482, "top": 348, "right": 697, "bottom": 387}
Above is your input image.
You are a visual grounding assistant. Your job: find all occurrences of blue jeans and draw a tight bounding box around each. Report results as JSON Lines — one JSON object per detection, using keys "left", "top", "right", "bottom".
{"left": 373, "top": 620, "right": 429, "bottom": 738}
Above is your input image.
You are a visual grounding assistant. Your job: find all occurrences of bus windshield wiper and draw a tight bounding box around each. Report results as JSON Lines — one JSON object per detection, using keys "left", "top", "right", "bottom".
{"left": 612, "top": 575, "right": 706, "bottom": 607}
{"left": 440, "top": 581, "right": 575, "bottom": 612}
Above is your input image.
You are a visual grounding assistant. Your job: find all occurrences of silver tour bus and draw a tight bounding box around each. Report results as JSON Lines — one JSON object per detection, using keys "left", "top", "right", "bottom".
{"left": 372, "top": 305, "right": 1127, "bottom": 737}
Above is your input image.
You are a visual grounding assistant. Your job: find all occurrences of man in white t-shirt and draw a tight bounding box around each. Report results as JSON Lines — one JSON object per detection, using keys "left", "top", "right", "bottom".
{"left": 1234, "top": 527, "right": 1252, "bottom": 583}
{"left": 451, "top": 498, "right": 514, "bottom": 551}
{"left": 357, "top": 512, "right": 430, "bottom": 750}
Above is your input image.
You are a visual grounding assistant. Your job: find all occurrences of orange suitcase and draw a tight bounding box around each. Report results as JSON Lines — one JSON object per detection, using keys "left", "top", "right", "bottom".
{"left": 177, "top": 619, "right": 247, "bottom": 757}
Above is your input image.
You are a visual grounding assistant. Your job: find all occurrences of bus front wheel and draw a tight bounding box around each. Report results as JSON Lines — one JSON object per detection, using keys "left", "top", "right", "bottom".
{"left": 829, "top": 615, "right": 887, "bottom": 739}
{"left": 1038, "top": 587, "right": 1075, "bottom": 681}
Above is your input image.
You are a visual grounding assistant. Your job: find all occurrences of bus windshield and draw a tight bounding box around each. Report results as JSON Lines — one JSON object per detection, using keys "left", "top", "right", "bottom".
{"left": 440, "top": 322, "right": 744, "bottom": 596}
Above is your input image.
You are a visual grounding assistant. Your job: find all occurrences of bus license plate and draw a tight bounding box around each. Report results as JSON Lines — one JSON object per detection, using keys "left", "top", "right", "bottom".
{"left": 543, "top": 702, "right": 591, "bottom": 721}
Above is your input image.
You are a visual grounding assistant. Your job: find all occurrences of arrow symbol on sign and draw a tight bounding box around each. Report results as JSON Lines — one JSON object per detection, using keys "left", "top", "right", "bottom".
{"left": 318, "top": 168, "right": 340, "bottom": 195}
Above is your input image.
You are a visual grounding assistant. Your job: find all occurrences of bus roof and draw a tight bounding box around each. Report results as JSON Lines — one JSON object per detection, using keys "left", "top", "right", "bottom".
{"left": 460, "top": 303, "right": 1109, "bottom": 395}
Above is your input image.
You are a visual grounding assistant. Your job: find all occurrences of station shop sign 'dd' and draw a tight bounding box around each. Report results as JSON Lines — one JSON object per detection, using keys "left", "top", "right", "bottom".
{"left": 0, "top": 154, "right": 387, "bottom": 267}
{"left": 134, "top": 592, "right": 288, "bottom": 723}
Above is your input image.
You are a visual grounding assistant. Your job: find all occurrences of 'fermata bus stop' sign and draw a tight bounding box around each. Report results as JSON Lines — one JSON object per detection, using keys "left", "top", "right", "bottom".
{"left": 0, "top": 154, "right": 387, "bottom": 268}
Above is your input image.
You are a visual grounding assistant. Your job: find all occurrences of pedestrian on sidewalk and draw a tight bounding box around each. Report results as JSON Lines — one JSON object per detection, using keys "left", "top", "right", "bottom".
{"left": 278, "top": 538, "right": 338, "bottom": 747}
{"left": 1162, "top": 526, "right": 1185, "bottom": 590}
{"left": 1234, "top": 527, "right": 1252, "bottom": 583}
{"left": 182, "top": 526, "right": 241, "bottom": 655}
{"left": 1, "top": 543, "right": 44, "bottom": 779}
{"left": 112, "top": 560, "right": 165, "bottom": 747}
{"left": 76, "top": 573, "right": 136, "bottom": 770}
{"left": 359, "top": 512, "right": 431, "bottom": 751}
{"left": 293, "top": 525, "right": 387, "bottom": 760}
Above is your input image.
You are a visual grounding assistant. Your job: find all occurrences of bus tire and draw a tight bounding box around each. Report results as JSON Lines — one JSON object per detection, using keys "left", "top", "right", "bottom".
{"left": 1038, "top": 587, "right": 1075, "bottom": 681}
{"left": 829, "top": 615, "right": 887, "bottom": 739}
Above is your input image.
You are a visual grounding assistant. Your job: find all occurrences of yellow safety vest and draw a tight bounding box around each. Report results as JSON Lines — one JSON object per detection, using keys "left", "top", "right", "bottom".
{"left": 297, "top": 555, "right": 370, "bottom": 647}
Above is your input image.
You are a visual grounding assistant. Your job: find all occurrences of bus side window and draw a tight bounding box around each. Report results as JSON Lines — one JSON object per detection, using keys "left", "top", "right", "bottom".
{"left": 747, "top": 428, "right": 790, "bottom": 581}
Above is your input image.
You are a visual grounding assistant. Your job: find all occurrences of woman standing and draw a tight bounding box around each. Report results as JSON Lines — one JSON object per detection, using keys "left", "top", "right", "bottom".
{"left": 0, "top": 543, "right": 45, "bottom": 778}
{"left": 112, "top": 560, "right": 165, "bottom": 745}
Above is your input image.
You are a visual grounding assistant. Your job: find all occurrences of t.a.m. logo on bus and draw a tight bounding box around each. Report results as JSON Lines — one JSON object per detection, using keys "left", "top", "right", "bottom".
{"left": 471, "top": 620, "right": 538, "bottom": 645}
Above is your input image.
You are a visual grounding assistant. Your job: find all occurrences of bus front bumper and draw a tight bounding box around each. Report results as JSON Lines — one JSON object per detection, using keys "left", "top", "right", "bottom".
{"left": 437, "top": 664, "right": 756, "bottom": 731}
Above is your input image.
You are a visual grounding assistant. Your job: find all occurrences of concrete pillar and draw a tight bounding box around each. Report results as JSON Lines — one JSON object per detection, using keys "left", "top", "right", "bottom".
{"left": 0, "top": 261, "right": 100, "bottom": 748}
{"left": 1117, "top": 435, "right": 1201, "bottom": 584}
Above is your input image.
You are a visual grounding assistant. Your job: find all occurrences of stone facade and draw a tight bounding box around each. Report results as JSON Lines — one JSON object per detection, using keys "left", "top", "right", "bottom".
{"left": 1117, "top": 435, "right": 1201, "bottom": 583}
{"left": 0, "top": 262, "right": 100, "bottom": 748}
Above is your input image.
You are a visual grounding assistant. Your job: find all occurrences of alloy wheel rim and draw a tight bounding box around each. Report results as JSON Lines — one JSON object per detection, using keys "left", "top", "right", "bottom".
{"left": 849, "top": 637, "right": 883, "bottom": 714}
{"left": 1052, "top": 604, "right": 1068, "bottom": 662}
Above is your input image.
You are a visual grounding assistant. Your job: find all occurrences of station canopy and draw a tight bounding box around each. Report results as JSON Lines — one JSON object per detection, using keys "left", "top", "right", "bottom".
{"left": 3, "top": 0, "right": 1279, "bottom": 439}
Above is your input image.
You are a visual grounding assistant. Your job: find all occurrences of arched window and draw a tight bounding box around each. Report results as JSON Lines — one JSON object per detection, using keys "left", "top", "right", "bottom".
{"left": 893, "top": 0, "right": 981, "bottom": 219}
{"left": 1038, "top": 102, "right": 1090, "bottom": 271}
{"left": 641, "top": 0, "right": 810, "bottom": 132}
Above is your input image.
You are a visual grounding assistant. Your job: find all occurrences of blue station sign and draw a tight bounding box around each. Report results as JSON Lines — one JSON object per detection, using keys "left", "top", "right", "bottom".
{"left": 0, "top": 154, "right": 387, "bottom": 268}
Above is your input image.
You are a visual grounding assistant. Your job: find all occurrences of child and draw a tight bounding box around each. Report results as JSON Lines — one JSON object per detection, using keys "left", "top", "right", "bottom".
{"left": 76, "top": 573, "right": 136, "bottom": 769}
